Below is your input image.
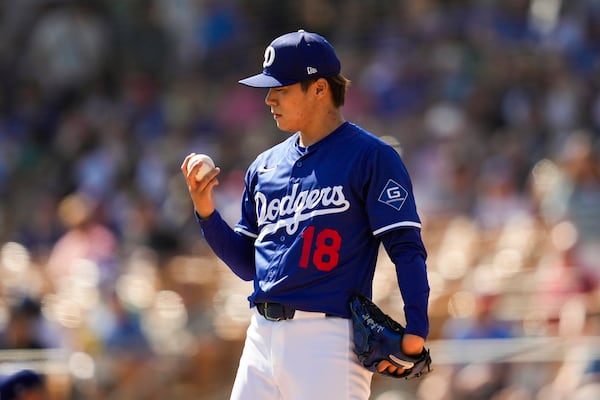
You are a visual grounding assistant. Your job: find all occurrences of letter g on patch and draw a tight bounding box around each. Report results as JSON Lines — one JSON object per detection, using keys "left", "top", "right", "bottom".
{"left": 378, "top": 179, "right": 408, "bottom": 211}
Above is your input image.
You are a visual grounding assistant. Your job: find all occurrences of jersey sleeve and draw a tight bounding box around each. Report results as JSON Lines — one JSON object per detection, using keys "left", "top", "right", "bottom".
{"left": 381, "top": 228, "right": 430, "bottom": 339}
{"left": 365, "top": 144, "right": 422, "bottom": 236}
{"left": 197, "top": 210, "right": 256, "bottom": 281}
{"left": 365, "top": 142, "right": 429, "bottom": 338}
{"left": 233, "top": 163, "right": 260, "bottom": 240}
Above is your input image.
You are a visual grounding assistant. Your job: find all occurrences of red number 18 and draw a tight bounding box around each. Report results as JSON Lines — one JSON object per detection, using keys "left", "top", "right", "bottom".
{"left": 299, "top": 226, "right": 342, "bottom": 272}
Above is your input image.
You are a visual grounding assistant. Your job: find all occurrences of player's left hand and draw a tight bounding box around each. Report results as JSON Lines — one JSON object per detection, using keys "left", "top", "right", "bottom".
{"left": 349, "top": 294, "right": 432, "bottom": 379}
{"left": 376, "top": 334, "right": 424, "bottom": 376}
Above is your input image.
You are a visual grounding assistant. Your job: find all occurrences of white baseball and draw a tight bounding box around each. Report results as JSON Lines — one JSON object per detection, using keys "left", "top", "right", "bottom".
{"left": 188, "top": 153, "right": 215, "bottom": 181}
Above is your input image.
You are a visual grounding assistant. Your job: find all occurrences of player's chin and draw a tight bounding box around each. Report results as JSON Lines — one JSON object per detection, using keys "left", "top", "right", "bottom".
{"left": 274, "top": 121, "right": 296, "bottom": 133}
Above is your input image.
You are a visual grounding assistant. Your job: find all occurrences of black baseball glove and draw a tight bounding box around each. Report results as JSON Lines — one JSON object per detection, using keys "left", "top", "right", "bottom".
{"left": 349, "top": 294, "right": 432, "bottom": 379}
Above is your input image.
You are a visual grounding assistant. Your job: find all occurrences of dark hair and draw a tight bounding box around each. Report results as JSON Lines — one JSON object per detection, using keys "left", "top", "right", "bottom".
{"left": 301, "top": 74, "right": 351, "bottom": 107}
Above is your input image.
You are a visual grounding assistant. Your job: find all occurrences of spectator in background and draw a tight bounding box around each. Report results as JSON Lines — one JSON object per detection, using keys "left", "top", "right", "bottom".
{"left": 101, "top": 290, "right": 151, "bottom": 356}
{"left": 109, "top": 0, "right": 171, "bottom": 83}
{"left": 581, "top": 310, "right": 600, "bottom": 385}
{"left": 471, "top": 154, "right": 532, "bottom": 231}
{"left": 21, "top": 1, "right": 111, "bottom": 99}
{"left": 0, "top": 369, "right": 47, "bottom": 400}
{"left": 0, "top": 297, "right": 49, "bottom": 350}
{"left": 533, "top": 220, "right": 597, "bottom": 334}
{"left": 540, "top": 131, "right": 600, "bottom": 278}
{"left": 410, "top": 102, "right": 480, "bottom": 219}
{"left": 443, "top": 292, "right": 514, "bottom": 341}
{"left": 45, "top": 192, "right": 118, "bottom": 292}
{"left": 442, "top": 292, "right": 515, "bottom": 399}
{"left": 14, "top": 193, "right": 62, "bottom": 263}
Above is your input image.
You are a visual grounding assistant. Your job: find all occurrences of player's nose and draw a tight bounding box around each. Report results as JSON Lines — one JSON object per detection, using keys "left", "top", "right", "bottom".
{"left": 265, "top": 89, "right": 276, "bottom": 106}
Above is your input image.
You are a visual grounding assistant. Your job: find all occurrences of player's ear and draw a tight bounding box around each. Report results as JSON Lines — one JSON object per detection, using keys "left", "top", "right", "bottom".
{"left": 314, "top": 79, "right": 327, "bottom": 96}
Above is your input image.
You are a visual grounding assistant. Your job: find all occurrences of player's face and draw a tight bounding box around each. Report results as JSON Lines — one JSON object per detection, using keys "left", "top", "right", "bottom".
{"left": 265, "top": 83, "right": 318, "bottom": 133}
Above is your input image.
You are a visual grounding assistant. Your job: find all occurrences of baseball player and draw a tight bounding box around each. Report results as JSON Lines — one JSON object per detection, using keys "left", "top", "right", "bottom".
{"left": 182, "top": 30, "right": 430, "bottom": 399}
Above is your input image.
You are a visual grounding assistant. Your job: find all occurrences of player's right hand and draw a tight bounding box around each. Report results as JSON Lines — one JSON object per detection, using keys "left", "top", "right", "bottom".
{"left": 377, "top": 360, "right": 404, "bottom": 376}
{"left": 180, "top": 153, "right": 221, "bottom": 219}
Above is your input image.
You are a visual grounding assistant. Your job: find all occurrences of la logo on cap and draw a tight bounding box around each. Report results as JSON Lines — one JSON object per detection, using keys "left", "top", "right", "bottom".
{"left": 263, "top": 46, "right": 275, "bottom": 68}
{"left": 238, "top": 29, "right": 341, "bottom": 88}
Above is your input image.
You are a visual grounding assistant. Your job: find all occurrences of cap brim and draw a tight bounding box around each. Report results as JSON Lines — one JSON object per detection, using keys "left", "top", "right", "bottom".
{"left": 238, "top": 73, "right": 297, "bottom": 88}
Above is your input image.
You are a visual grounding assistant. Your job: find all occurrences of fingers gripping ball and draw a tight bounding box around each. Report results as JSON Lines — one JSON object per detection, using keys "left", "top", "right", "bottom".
{"left": 188, "top": 154, "right": 215, "bottom": 181}
{"left": 349, "top": 294, "right": 432, "bottom": 379}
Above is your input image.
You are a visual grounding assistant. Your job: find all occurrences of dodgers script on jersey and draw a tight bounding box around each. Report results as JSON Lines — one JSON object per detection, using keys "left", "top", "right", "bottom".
{"left": 234, "top": 122, "right": 422, "bottom": 317}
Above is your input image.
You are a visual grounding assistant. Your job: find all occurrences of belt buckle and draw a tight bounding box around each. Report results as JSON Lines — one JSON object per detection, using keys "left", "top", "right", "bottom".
{"left": 263, "top": 303, "right": 284, "bottom": 321}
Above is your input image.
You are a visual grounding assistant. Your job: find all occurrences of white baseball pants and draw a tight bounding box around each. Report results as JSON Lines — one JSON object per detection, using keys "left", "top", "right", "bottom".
{"left": 230, "top": 309, "right": 373, "bottom": 400}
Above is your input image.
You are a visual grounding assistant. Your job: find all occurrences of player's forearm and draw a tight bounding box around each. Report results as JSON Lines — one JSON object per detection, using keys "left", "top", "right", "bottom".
{"left": 196, "top": 210, "right": 256, "bottom": 281}
{"left": 381, "top": 228, "right": 430, "bottom": 339}
{"left": 402, "top": 294, "right": 430, "bottom": 339}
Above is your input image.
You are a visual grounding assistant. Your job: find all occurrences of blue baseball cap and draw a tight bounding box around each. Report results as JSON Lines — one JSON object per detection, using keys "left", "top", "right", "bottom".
{"left": 239, "top": 29, "right": 341, "bottom": 88}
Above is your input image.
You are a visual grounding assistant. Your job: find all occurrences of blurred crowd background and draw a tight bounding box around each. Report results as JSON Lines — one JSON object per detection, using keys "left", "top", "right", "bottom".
{"left": 0, "top": 0, "right": 599, "bottom": 399}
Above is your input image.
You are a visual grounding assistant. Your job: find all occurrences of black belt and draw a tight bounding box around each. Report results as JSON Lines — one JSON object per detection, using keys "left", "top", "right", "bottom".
{"left": 256, "top": 302, "right": 332, "bottom": 321}
{"left": 256, "top": 302, "right": 295, "bottom": 321}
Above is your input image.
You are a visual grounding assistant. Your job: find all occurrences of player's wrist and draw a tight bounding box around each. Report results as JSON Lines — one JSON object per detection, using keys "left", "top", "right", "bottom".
{"left": 195, "top": 209, "right": 215, "bottom": 221}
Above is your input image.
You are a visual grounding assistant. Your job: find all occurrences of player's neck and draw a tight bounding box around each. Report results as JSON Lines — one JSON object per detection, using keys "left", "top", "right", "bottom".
{"left": 298, "top": 111, "right": 345, "bottom": 147}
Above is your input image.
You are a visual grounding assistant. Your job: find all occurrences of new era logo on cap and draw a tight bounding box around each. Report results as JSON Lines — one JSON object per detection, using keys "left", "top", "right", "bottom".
{"left": 239, "top": 29, "right": 341, "bottom": 88}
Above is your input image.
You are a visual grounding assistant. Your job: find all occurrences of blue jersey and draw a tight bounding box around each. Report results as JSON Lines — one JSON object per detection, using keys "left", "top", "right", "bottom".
{"left": 226, "top": 122, "right": 427, "bottom": 325}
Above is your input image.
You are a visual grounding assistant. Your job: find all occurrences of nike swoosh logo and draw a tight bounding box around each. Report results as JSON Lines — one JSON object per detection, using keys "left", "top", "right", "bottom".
{"left": 258, "top": 166, "right": 277, "bottom": 173}
{"left": 388, "top": 355, "right": 414, "bottom": 369}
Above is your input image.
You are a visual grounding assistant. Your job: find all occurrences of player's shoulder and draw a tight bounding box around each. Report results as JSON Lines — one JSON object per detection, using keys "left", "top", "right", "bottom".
{"left": 344, "top": 123, "right": 394, "bottom": 148}
{"left": 342, "top": 123, "right": 401, "bottom": 158}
